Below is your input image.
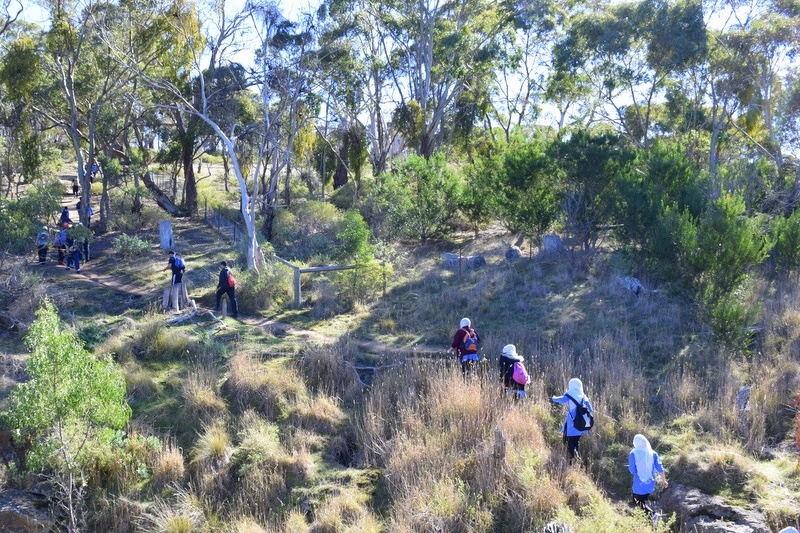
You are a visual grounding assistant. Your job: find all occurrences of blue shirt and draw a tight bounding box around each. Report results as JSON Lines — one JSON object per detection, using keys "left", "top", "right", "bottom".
{"left": 552, "top": 394, "right": 593, "bottom": 436}
{"left": 628, "top": 450, "right": 664, "bottom": 495}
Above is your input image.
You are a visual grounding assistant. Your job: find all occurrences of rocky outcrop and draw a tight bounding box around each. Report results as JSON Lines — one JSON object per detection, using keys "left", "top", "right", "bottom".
{"left": 660, "top": 483, "right": 770, "bottom": 533}
{"left": 441, "top": 253, "right": 486, "bottom": 269}
{"left": 0, "top": 489, "right": 55, "bottom": 532}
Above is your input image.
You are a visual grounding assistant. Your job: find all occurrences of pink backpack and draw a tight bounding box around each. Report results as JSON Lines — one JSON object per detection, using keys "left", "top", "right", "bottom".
{"left": 512, "top": 361, "right": 529, "bottom": 385}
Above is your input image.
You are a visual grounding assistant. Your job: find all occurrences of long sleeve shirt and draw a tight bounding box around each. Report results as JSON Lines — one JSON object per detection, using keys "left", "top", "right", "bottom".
{"left": 628, "top": 450, "right": 665, "bottom": 495}
{"left": 551, "top": 394, "right": 594, "bottom": 436}
{"left": 218, "top": 267, "right": 231, "bottom": 289}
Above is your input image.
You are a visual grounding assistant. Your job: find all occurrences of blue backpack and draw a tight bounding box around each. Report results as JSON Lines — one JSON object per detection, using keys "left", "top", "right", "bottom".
{"left": 461, "top": 329, "right": 479, "bottom": 353}
{"left": 173, "top": 256, "right": 185, "bottom": 269}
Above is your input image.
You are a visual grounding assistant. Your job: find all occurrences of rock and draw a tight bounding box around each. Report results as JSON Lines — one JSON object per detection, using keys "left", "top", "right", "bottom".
{"left": 541, "top": 522, "right": 574, "bottom": 533}
{"left": 617, "top": 276, "right": 646, "bottom": 295}
{"left": 660, "top": 483, "right": 770, "bottom": 533}
{"left": 440, "top": 253, "right": 486, "bottom": 270}
{"left": 505, "top": 245, "right": 522, "bottom": 261}
{"left": 0, "top": 489, "right": 55, "bottom": 533}
{"left": 541, "top": 234, "right": 564, "bottom": 255}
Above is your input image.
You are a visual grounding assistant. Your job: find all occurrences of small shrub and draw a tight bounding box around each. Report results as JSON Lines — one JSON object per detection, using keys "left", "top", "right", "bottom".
{"left": 182, "top": 369, "right": 227, "bottom": 424}
{"left": 233, "top": 262, "right": 292, "bottom": 314}
{"left": 113, "top": 233, "right": 151, "bottom": 259}
{"left": 138, "top": 490, "right": 208, "bottom": 533}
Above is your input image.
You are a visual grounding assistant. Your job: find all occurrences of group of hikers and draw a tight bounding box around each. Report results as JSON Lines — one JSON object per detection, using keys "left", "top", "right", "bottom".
{"left": 162, "top": 251, "right": 239, "bottom": 318}
{"left": 450, "top": 317, "right": 668, "bottom": 527}
{"left": 34, "top": 206, "right": 92, "bottom": 272}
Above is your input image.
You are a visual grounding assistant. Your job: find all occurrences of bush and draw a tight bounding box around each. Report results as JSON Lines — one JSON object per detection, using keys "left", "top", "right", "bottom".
{"left": 113, "top": 233, "right": 152, "bottom": 258}
{"left": 770, "top": 208, "right": 800, "bottom": 273}
{"left": 233, "top": 261, "right": 292, "bottom": 314}
{"left": 272, "top": 201, "right": 341, "bottom": 261}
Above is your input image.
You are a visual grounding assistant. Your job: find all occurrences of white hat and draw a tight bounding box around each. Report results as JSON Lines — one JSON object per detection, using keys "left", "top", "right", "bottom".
{"left": 42, "top": 225, "right": 47, "bottom": 230}
{"left": 460, "top": 317, "right": 471, "bottom": 328}
{"left": 502, "top": 344, "right": 523, "bottom": 361}
{"left": 778, "top": 528, "right": 799, "bottom": 533}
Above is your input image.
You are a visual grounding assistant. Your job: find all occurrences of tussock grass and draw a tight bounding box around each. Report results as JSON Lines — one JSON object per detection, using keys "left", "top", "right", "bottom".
{"left": 300, "top": 342, "right": 363, "bottom": 405}
{"left": 307, "top": 486, "right": 382, "bottom": 533}
{"left": 222, "top": 352, "right": 307, "bottom": 420}
{"left": 226, "top": 517, "right": 269, "bottom": 533}
{"left": 89, "top": 495, "right": 146, "bottom": 533}
{"left": 151, "top": 439, "right": 186, "bottom": 491}
{"left": 182, "top": 368, "right": 227, "bottom": 424}
{"left": 138, "top": 489, "right": 209, "bottom": 533}
{"left": 124, "top": 361, "right": 158, "bottom": 400}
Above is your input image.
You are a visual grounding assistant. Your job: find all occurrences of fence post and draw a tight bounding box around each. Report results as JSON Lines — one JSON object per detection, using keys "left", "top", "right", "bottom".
{"left": 293, "top": 267, "right": 301, "bottom": 308}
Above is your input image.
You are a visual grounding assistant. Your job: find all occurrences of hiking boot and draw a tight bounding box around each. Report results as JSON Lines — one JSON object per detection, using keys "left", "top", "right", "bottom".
{"left": 651, "top": 512, "right": 661, "bottom": 529}
{"left": 76, "top": 268, "right": 81, "bottom": 273}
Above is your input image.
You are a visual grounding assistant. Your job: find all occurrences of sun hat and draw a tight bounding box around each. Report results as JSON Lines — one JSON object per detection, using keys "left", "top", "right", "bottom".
{"left": 460, "top": 317, "right": 471, "bottom": 328}
{"left": 502, "top": 344, "right": 523, "bottom": 361}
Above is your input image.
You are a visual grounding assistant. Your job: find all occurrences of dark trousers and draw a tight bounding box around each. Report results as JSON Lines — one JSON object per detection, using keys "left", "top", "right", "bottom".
{"left": 633, "top": 493, "right": 654, "bottom": 517}
{"left": 37, "top": 246, "right": 48, "bottom": 264}
{"left": 216, "top": 286, "right": 238, "bottom": 314}
{"left": 564, "top": 435, "right": 581, "bottom": 462}
{"left": 460, "top": 357, "right": 477, "bottom": 376}
{"left": 57, "top": 245, "right": 65, "bottom": 264}
{"left": 172, "top": 272, "right": 183, "bottom": 286}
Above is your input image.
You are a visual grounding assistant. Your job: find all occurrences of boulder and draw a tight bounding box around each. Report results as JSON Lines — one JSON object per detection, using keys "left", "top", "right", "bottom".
{"left": 659, "top": 483, "right": 770, "bottom": 533}
{"left": 0, "top": 489, "right": 54, "bottom": 533}
{"left": 617, "top": 276, "right": 646, "bottom": 295}
{"left": 441, "top": 253, "right": 486, "bottom": 270}
{"left": 505, "top": 245, "right": 522, "bottom": 261}
{"left": 541, "top": 234, "right": 564, "bottom": 254}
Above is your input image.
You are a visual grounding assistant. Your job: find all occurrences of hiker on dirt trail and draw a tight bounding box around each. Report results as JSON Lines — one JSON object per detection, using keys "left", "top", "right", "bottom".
{"left": 552, "top": 378, "right": 594, "bottom": 463}
{"left": 60, "top": 206, "right": 71, "bottom": 224}
{"left": 72, "top": 178, "right": 79, "bottom": 198}
{"left": 57, "top": 223, "right": 69, "bottom": 265}
{"left": 35, "top": 226, "right": 50, "bottom": 265}
{"left": 629, "top": 433, "right": 667, "bottom": 528}
{"left": 215, "top": 261, "right": 238, "bottom": 318}
{"left": 66, "top": 223, "right": 85, "bottom": 273}
{"left": 499, "top": 344, "right": 530, "bottom": 401}
{"left": 451, "top": 317, "right": 481, "bottom": 375}
{"left": 165, "top": 250, "right": 186, "bottom": 286}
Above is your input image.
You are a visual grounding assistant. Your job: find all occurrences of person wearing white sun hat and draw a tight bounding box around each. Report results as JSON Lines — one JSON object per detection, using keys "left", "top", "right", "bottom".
{"left": 551, "top": 378, "right": 594, "bottom": 463}
{"left": 450, "top": 317, "right": 481, "bottom": 376}
{"left": 628, "top": 433, "right": 667, "bottom": 528}
{"left": 498, "top": 344, "right": 529, "bottom": 400}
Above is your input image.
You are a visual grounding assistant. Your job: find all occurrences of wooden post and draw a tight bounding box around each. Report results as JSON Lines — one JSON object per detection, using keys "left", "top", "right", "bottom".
{"left": 221, "top": 299, "right": 228, "bottom": 318}
{"left": 171, "top": 285, "right": 179, "bottom": 311}
{"left": 159, "top": 220, "right": 173, "bottom": 249}
{"left": 162, "top": 287, "right": 171, "bottom": 309}
{"left": 493, "top": 428, "right": 506, "bottom": 466}
{"left": 294, "top": 267, "right": 301, "bottom": 308}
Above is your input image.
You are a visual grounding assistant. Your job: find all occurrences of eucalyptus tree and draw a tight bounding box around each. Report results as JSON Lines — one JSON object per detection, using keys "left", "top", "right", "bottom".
{"left": 551, "top": 0, "right": 706, "bottom": 147}
{"left": 379, "top": 0, "right": 521, "bottom": 158}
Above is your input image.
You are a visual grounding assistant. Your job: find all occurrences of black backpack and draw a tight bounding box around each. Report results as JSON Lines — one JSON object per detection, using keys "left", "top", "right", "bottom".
{"left": 564, "top": 393, "right": 594, "bottom": 431}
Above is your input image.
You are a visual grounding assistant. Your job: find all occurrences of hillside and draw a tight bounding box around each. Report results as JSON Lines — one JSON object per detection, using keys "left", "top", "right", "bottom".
{"left": 1, "top": 210, "right": 799, "bottom": 533}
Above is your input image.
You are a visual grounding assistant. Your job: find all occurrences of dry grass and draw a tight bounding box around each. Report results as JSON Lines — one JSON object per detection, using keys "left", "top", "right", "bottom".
{"left": 138, "top": 489, "right": 209, "bottom": 533}
{"left": 226, "top": 517, "right": 269, "bottom": 533}
{"left": 182, "top": 368, "right": 227, "bottom": 424}
{"left": 307, "top": 486, "right": 382, "bottom": 533}
{"left": 222, "top": 352, "right": 308, "bottom": 420}
{"left": 151, "top": 440, "right": 186, "bottom": 491}
{"left": 299, "top": 341, "right": 363, "bottom": 406}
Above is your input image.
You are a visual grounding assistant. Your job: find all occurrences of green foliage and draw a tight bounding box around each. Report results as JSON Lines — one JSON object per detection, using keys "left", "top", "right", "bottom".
{"left": 459, "top": 152, "right": 500, "bottom": 237}
{"left": 335, "top": 209, "right": 373, "bottom": 263}
{"left": 769, "top": 209, "right": 800, "bottom": 273}
{"left": 234, "top": 262, "right": 292, "bottom": 314}
{"left": 272, "top": 201, "right": 342, "bottom": 261}
{"left": 113, "top": 233, "right": 151, "bottom": 258}
{"left": 705, "top": 285, "right": 760, "bottom": 350}
{"left": 554, "top": 131, "right": 636, "bottom": 249}
{"left": 376, "top": 152, "right": 461, "bottom": 242}
{"left": 3, "top": 300, "right": 131, "bottom": 472}
{"left": 690, "top": 194, "right": 770, "bottom": 302}
{"left": 493, "top": 135, "right": 560, "bottom": 240}
{"left": 0, "top": 178, "right": 63, "bottom": 254}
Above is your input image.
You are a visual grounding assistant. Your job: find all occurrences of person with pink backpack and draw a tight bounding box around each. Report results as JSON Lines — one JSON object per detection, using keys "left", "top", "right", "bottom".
{"left": 498, "top": 344, "right": 530, "bottom": 400}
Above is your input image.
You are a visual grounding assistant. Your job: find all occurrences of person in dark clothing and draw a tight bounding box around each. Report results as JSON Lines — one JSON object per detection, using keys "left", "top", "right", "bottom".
{"left": 60, "top": 206, "right": 71, "bottom": 224}
{"left": 57, "top": 223, "right": 68, "bottom": 265}
{"left": 499, "top": 344, "right": 528, "bottom": 400}
{"left": 35, "top": 226, "right": 50, "bottom": 265}
{"left": 164, "top": 251, "right": 185, "bottom": 286}
{"left": 215, "top": 261, "right": 238, "bottom": 317}
{"left": 450, "top": 317, "right": 481, "bottom": 375}
{"left": 72, "top": 179, "right": 79, "bottom": 197}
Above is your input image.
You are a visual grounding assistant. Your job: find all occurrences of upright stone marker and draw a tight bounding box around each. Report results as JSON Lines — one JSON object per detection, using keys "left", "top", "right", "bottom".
{"left": 159, "top": 220, "right": 173, "bottom": 250}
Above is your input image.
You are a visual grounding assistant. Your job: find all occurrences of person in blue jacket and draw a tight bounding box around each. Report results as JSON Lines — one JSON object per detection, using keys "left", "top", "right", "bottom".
{"left": 629, "top": 433, "right": 667, "bottom": 527}
{"left": 551, "top": 378, "right": 593, "bottom": 462}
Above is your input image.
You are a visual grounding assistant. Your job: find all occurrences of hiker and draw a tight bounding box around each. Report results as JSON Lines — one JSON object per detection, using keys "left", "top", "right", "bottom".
{"left": 72, "top": 178, "right": 79, "bottom": 197}
{"left": 499, "top": 344, "right": 530, "bottom": 400}
{"left": 67, "top": 224, "right": 84, "bottom": 273}
{"left": 35, "top": 226, "right": 50, "bottom": 265}
{"left": 165, "top": 251, "right": 186, "bottom": 286}
{"left": 215, "top": 261, "right": 238, "bottom": 318}
{"left": 552, "top": 378, "right": 594, "bottom": 463}
{"left": 451, "top": 317, "right": 481, "bottom": 375}
{"left": 57, "top": 223, "right": 69, "bottom": 265}
{"left": 60, "top": 206, "right": 71, "bottom": 224}
{"left": 629, "top": 434, "right": 667, "bottom": 528}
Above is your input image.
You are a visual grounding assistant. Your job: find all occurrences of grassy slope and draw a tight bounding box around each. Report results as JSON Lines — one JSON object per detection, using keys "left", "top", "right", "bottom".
{"left": 2, "top": 213, "right": 800, "bottom": 531}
